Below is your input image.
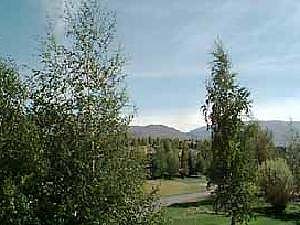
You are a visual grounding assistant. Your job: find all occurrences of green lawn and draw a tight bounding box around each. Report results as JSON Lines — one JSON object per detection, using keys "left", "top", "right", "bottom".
{"left": 145, "top": 177, "right": 207, "bottom": 196}
{"left": 167, "top": 200, "right": 300, "bottom": 225}
{"left": 146, "top": 178, "right": 300, "bottom": 225}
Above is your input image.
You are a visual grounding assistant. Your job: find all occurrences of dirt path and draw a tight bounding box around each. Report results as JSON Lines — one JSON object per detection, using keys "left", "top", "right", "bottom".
{"left": 160, "top": 191, "right": 211, "bottom": 206}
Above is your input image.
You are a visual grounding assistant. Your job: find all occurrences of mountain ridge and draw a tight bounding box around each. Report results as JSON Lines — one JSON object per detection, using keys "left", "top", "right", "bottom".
{"left": 130, "top": 120, "right": 300, "bottom": 147}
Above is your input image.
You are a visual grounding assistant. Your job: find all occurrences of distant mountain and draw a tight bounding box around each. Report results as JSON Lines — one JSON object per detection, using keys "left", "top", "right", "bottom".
{"left": 187, "top": 127, "right": 210, "bottom": 140}
{"left": 130, "top": 121, "right": 300, "bottom": 147}
{"left": 257, "top": 120, "right": 300, "bottom": 147}
{"left": 130, "top": 125, "right": 190, "bottom": 139}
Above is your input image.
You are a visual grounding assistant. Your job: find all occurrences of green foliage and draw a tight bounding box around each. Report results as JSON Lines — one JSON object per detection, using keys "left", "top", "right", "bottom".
{"left": 26, "top": 1, "right": 166, "bottom": 224}
{"left": 134, "top": 138, "right": 213, "bottom": 179}
{"left": 287, "top": 122, "right": 300, "bottom": 193}
{"left": 166, "top": 149, "right": 180, "bottom": 177}
{"left": 179, "top": 141, "right": 190, "bottom": 177}
{"left": 259, "top": 159, "right": 294, "bottom": 212}
{"left": 195, "top": 140, "right": 212, "bottom": 175}
{"left": 0, "top": 121, "right": 42, "bottom": 225}
{"left": 0, "top": 58, "right": 42, "bottom": 225}
{"left": 245, "top": 122, "right": 275, "bottom": 165}
{"left": 202, "top": 40, "right": 255, "bottom": 225}
{"left": 194, "top": 153, "right": 205, "bottom": 174}
{"left": 152, "top": 139, "right": 180, "bottom": 179}
{"left": 0, "top": 0, "right": 166, "bottom": 224}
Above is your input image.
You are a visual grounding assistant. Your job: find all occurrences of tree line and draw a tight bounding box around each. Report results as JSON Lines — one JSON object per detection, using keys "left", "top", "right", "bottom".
{"left": 129, "top": 121, "right": 295, "bottom": 181}
{"left": 129, "top": 137, "right": 212, "bottom": 179}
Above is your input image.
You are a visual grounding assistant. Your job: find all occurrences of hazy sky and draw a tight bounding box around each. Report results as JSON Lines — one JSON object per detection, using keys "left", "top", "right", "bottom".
{"left": 1, "top": 0, "right": 300, "bottom": 131}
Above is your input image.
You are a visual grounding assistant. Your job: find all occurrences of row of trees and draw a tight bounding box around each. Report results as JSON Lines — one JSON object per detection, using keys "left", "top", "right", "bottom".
{"left": 0, "top": 1, "right": 166, "bottom": 224}
{"left": 129, "top": 121, "right": 280, "bottom": 182}
{"left": 130, "top": 138, "right": 212, "bottom": 179}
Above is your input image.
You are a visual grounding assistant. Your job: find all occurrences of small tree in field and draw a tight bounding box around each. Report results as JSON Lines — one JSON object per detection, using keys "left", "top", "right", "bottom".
{"left": 202, "top": 40, "right": 255, "bottom": 225}
{"left": 243, "top": 122, "right": 275, "bottom": 166}
{"left": 259, "top": 159, "right": 293, "bottom": 212}
{"left": 28, "top": 0, "right": 166, "bottom": 224}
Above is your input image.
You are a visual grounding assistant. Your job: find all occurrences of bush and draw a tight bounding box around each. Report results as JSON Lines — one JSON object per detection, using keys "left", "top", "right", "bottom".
{"left": 258, "top": 158, "right": 294, "bottom": 212}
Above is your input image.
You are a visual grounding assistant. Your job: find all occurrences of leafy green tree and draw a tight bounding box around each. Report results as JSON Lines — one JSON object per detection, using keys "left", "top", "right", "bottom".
{"left": 195, "top": 140, "right": 212, "bottom": 175}
{"left": 172, "top": 138, "right": 180, "bottom": 149}
{"left": 28, "top": 0, "right": 165, "bottom": 224}
{"left": 287, "top": 122, "right": 300, "bottom": 193}
{"left": 0, "top": 58, "right": 42, "bottom": 224}
{"left": 202, "top": 40, "right": 255, "bottom": 225}
{"left": 166, "top": 150, "right": 180, "bottom": 178}
{"left": 152, "top": 139, "right": 179, "bottom": 179}
{"left": 179, "top": 141, "right": 190, "bottom": 177}
{"left": 188, "top": 149, "right": 197, "bottom": 175}
{"left": 258, "top": 158, "right": 294, "bottom": 212}
{"left": 242, "top": 123, "right": 275, "bottom": 168}
{"left": 163, "top": 139, "right": 179, "bottom": 178}
{"left": 251, "top": 123, "right": 274, "bottom": 165}
{"left": 193, "top": 152, "right": 207, "bottom": 175}
{"left": 152, "top": 144, "right": 168, "bottom": 178}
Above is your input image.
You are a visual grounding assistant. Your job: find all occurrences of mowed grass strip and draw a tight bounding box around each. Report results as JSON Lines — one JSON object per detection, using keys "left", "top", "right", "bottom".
{"left": 145, "top": 178, "right": 207, "bottom": 196}
{"left": 167, "top": 201, "right": 300, "bottom": 225}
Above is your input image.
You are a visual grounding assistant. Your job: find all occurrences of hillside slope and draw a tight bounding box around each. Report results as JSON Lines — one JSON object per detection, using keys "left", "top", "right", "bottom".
{"left": 130, "top": 121, "right": 300, "bottom": 147}
{"left": 130, "top": 125, "right": 191, "bottom": 139}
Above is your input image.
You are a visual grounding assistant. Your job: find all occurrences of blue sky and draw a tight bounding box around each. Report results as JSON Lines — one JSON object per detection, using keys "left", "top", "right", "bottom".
{"left": 1, "top": 0, "right": 300, "bottom": 131}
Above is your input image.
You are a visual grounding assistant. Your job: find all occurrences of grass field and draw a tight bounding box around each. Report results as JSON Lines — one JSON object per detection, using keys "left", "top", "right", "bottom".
{"left": 145, "top": 177, "right": 207, "bottom": 196}
{"left": 167, "top": 200, "right": 300, "bottom": 225}
{"left": 145, "top": 178, "right": 300, "bottom": 224}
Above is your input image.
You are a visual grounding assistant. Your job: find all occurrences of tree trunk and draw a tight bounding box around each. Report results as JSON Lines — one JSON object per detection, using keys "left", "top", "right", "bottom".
{"left": 231, "top": 215, "right": 236, "bottom": 225}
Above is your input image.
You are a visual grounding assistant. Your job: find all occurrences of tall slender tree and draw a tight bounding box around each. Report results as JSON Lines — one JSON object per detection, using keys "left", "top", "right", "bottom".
{"left": 180, "top": 141, "right": 190, "bottom": 177}
{"left": 202, "top": 40, "right": 255, "bottom": 225}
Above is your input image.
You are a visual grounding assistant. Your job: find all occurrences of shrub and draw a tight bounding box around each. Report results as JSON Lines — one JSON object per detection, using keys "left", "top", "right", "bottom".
{"left": 259, "top": 158, "right": 294, "bottom": 212}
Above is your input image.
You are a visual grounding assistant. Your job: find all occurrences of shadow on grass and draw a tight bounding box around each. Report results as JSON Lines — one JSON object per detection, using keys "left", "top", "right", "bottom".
{"left": 253, "top": 205, "right": 300, "bottom": 223}
{"left": 169, "top": 199, "right": 214, "bottom": 208}
{"left": 170, "top": 198, "right": 300, "bottom": 223}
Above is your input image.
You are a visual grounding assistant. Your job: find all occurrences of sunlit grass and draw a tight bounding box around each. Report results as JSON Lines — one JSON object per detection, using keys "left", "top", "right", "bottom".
{"left": 144, "top": 178, "right": 207, "bottom": 196}
{"left": 167, "top": 200, "right": 300, "bottom": 225}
